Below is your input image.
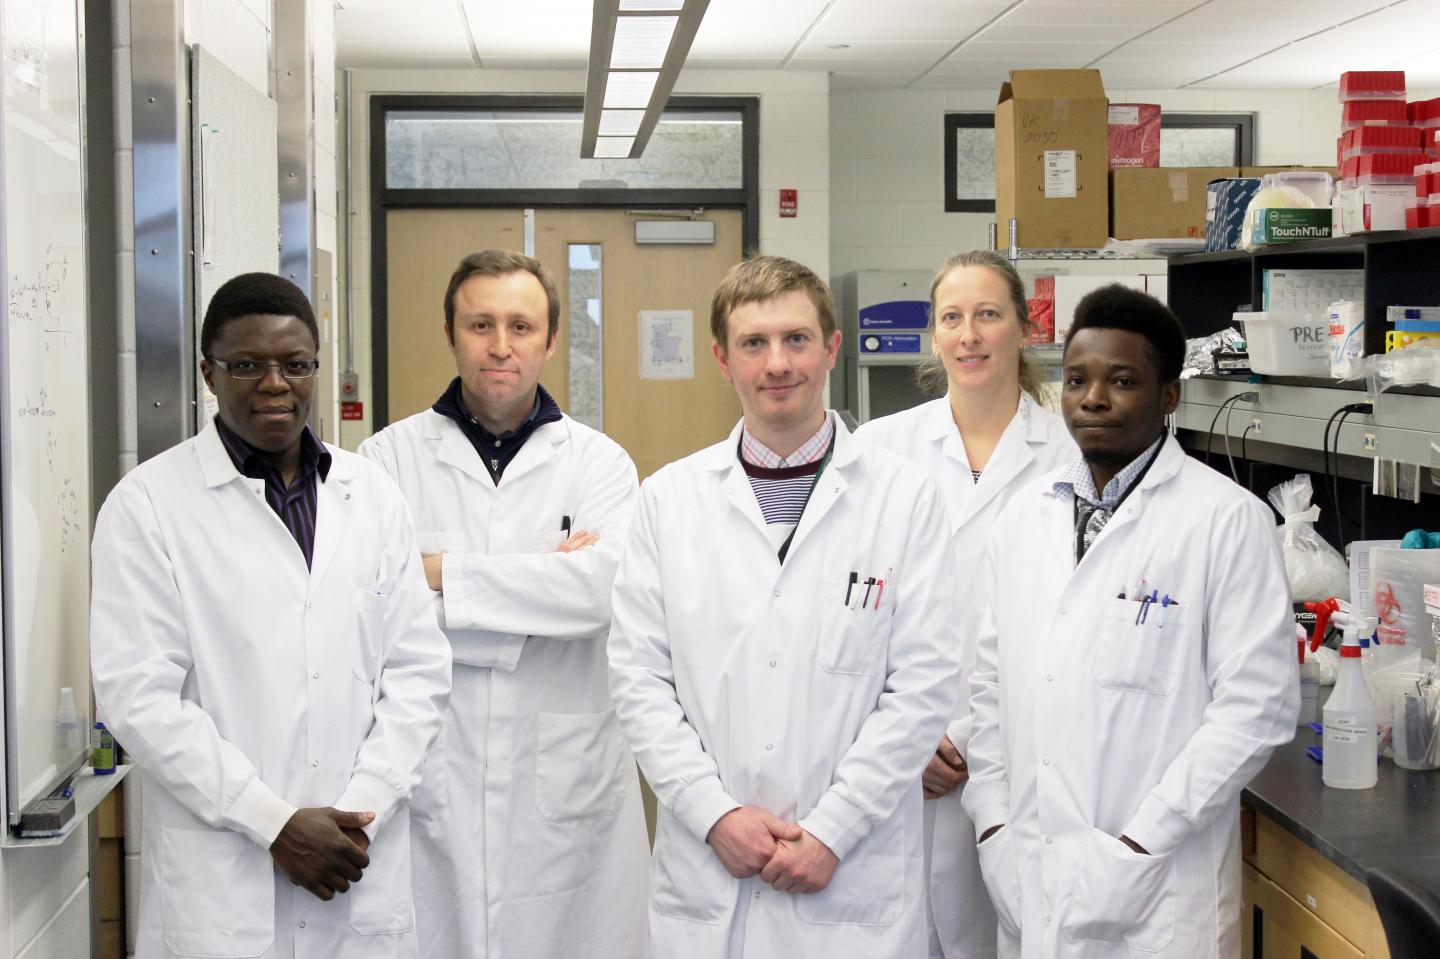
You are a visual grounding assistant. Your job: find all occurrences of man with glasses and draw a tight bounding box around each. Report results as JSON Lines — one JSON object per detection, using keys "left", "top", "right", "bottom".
{"left": 91, "top": 272, "right": 452, "bottom": 959}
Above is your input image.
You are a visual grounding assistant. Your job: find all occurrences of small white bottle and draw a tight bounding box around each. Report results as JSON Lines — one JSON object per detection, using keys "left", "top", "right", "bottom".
{"left": 54, "top": 687, "right": 82, "bottom": 752}
{"left": 1324, "top": 615, "right": 1379, "bottom": 790}
{"left": 1297, "top": 625, "right": 1320, "bottom": 726}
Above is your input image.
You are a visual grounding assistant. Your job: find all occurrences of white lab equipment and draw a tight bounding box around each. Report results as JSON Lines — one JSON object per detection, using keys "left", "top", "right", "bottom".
{"left": 1298, "top": 625, "right": 1322, "bottom": 727}
{"left": 1324, "top": 608, "right": 1380, "bottom": 790}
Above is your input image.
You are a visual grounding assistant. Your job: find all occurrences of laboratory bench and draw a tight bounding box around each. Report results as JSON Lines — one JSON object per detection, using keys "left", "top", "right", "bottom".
{"left": 1239, "top": 734, "right": 1440, "bottom": 958}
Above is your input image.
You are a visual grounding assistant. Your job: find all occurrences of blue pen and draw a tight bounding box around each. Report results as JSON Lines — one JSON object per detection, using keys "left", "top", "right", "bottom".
{"left": 1158, "top": 594, "right": 1172, "bottom": 628}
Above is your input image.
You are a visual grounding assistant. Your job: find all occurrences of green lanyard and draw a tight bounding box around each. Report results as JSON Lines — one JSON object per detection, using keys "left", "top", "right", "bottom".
{"left": 776, "top": 431, "right": 837, "bottom": 564}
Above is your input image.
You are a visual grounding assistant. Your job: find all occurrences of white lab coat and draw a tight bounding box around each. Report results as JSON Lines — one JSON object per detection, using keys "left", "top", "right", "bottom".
{"left": 609, "top": 417, "right": 963, "bottom": 959}
{"left": 963, "top": 436, "right": 1299, "bottom": 959}
{"left": 359, "top": 409, "right": 649, "bottom": 959}
{"left": 90, "top": 420, "right": 452, "bottom": 959}
{"left": 856, "top": 393, "right": 1077, "bottom": 959}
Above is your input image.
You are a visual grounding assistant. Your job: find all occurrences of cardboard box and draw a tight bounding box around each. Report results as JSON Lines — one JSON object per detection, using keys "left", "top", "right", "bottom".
{"left": 1242, "top": 166, "right": 1340, "bottom": 180}
{"left": 1053, "top": 275, "right": 1146, "bottom": 342}
{"left": 1108, "top": 103, "right": 1161, "bottom": 168}
{"left": 1336, "top": 184, "right": 1411, "bottom": 233}
{"left": 1251, "top": 208, "right": 1332, "bottom": 245}
{"left": 1110, "top": 166, "right": 1238, "bottom": 239}
{"left": 995, "top": 70, "right": 1110, "bottom": 249}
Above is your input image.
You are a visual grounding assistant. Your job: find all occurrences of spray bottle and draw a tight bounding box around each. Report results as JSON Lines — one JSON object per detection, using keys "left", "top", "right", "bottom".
{"left": 1324, "top": 605, "right": 1379, "bottom": 789}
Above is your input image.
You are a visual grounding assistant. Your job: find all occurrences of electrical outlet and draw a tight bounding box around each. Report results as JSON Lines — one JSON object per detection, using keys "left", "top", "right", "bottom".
{"left": 1251, "top": 417, "right": 1262, "bottom": 434}
{"left": 1363, "top": 432, "right": 1377, "bottom": 452}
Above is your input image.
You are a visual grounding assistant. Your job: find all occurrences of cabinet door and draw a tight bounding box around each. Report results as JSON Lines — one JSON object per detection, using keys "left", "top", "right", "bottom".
{"left": 1251, "top": 867, "right": 1364, "bottom": 959}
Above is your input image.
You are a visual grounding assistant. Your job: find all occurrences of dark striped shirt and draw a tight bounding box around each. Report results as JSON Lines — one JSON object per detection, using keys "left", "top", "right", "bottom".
{"left": 741, "top": 459, "right": 825, "bottom": 525}
{"left": 214, "top": 416, "right": 331, "bottom": 569}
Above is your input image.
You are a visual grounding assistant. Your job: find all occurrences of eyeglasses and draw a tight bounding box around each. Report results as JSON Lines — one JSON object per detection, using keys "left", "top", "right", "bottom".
{"left": 207, "top": 357, "right": 321, "bottom": 380}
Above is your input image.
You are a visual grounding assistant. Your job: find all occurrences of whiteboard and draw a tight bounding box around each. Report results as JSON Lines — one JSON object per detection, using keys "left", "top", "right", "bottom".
{"left": 1, "top": 0, "right": 92, "bottom": 824}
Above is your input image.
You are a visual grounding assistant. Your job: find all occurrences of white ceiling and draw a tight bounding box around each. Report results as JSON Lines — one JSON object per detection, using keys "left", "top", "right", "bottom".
{"left": 334, "top": 0, "right": 1440, "bottom": 90}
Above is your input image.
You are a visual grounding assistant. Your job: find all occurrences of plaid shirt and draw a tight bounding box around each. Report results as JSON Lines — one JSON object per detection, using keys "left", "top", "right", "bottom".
{"left": 740, "top": 412, "right": 835, "bottom": 468}
{"left": 1053, "top": 434, "right": 1165, "bottom": 511}
{"left": 215, "top": 416, "right": 331, "bottom": 569}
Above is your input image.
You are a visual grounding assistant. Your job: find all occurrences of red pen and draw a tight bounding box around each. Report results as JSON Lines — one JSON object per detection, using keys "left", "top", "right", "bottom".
{"left": 873, "top": 579, "right": 885, "bottom": 609}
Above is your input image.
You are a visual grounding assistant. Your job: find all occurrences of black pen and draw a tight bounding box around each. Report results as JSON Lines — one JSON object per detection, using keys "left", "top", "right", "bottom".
{"left": 845, "top": 571, "right": 857, "bottom": 605}
{"left": 561, "top": 514, "right": 572, "bottom": 537}
{"left": 862, "top": 577, "right": 875, "bottom": 606}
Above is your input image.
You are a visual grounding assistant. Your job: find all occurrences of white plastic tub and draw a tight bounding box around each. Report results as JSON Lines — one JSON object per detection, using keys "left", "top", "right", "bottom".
{"left": 1239, "top": 311, "right": 1334, "bottom": 376}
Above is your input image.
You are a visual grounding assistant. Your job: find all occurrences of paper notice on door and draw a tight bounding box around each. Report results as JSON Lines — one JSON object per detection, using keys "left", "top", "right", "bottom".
{"left": 639, "top": 309, "right": 694, "bottom": 379}
{"left": 1044, "top": 150, "right": 1077, "bottom": 198}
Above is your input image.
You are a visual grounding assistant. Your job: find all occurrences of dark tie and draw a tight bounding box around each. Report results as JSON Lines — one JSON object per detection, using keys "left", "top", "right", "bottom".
{"left": 1075, "top": 499, "right": 1111, "bottom": 563}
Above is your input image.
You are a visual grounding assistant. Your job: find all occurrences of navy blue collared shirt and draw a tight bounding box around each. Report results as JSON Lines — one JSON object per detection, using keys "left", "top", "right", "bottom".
{"left": 432, "top": 378, "right": 562, "bottom": 484}
{"left": 215, "top": 415, "right": 332, "bottom": 569}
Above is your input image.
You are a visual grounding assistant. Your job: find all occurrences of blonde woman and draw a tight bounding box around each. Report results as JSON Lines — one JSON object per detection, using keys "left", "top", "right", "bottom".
{"left": 855, "top": 250, "right": 1077, "bottom": 959}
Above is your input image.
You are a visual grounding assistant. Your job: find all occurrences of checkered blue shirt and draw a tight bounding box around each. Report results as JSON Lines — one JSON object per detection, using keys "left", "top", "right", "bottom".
{"left": 1053, "top": 435, "right": 1165, "bottom": 510}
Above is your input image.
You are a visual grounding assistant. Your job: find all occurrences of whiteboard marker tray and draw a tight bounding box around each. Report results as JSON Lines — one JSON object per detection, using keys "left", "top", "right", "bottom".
{"left": 3, "top": 765, "right": 131, "bottom": 848}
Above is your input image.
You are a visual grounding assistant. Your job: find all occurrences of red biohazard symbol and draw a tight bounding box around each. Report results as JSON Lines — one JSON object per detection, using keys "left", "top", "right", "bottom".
{"left": 1373, "top": 582, "right": 1404, "bottom": 645}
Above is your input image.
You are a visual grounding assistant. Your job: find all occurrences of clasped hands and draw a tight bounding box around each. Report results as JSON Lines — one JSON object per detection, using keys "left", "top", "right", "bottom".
{"left": 706, "top": 806, "right": 839, "bottom": 894}
{"left": 270, "top": 807, "right": 375, "bottom": 901}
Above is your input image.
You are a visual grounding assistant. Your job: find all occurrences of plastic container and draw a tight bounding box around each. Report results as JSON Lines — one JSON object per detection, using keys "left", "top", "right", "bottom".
{"left": 1388, "top": 305, "right": 1440, "bottom": 326}
{"left": 92, "top": 722, "right": 116, "bottom": 774}
{"left": 1339, "top": 71, "right": 1406, "bottom": 101}
{"left": 1392, "top": 686, "right": 1439, "bottom": 770}
{"left": 1344, "top": 125, "right": 1424, "bottom": 159}
{"left": 1261, "top": 171, "right": 1333, "bottom": 207}
{"left": 1239, "top": 311, "right": 1333, "bottom": 376}
{"left": 1329, "top": 300, "right": 1364, "bottom": 378}
{"left": 1417, "top": 97, "right": 1440, "bottom": 129}
{"left": 1415, "top": 162, "right": 1434, "bottom": 197}
{"left": 1405, "top": 195, "right": 1428, "bottom": 229}
{"left": 1343, "top": 99, "right": 1411, "bottom": 129}
{"left": 1324, "top": 614, "right": 1379, "bottom": 790}
{"left": 1298, "top": 627, "right": 1322, "bottom": 726}
{"left": 1356, "top": 153, "right": 1426, "bottom": 187}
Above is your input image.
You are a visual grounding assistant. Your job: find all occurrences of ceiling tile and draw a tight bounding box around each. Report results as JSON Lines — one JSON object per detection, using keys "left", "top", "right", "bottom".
{"left": 792, "top": 40, "right": 958, "bottom": 61}
{"left": 690, "top": 0, "right": 831, "bottom": 57}
{"left": 809, "top": 0, "right": 1015, "bottom": 43}
{"left": 997, "top": 2, "right": 1198, "bottom": 28}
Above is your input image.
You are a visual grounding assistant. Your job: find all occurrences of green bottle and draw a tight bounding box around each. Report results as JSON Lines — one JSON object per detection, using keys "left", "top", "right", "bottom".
{"left": 92, "top": 722, "right": 116, "bottom": 774}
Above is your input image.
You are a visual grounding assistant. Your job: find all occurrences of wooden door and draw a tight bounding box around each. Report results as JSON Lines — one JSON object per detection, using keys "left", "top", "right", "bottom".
{"left": 384, "top": 208, "right": 526, "bottom": 423}
{"left": 533, "top": 208, "right": 744, "bottom": 478}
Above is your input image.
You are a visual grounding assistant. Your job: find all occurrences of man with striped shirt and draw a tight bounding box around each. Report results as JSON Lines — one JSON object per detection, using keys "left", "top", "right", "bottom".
{"left": 609, "top": 256, "right": 961, "bottom": 958}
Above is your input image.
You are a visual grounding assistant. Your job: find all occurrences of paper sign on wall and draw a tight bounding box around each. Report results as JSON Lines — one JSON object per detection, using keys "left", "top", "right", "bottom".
{"left": 639, "top": 310, "right": 695, "bottom": 380}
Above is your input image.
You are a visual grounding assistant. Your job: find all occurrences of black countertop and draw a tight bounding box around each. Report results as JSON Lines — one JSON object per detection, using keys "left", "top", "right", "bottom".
{"left": 1242, "top": 732, "right": 1440, "bottom": 893}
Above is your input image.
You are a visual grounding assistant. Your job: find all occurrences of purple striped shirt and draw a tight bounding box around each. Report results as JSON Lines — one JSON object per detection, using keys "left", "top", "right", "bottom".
{"left": 214, "top": 416, "right": 332, "bottom": 569}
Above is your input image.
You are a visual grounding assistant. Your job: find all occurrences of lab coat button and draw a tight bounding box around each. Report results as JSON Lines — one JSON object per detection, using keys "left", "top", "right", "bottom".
{"left": 769, "top": 660, "right": 777, "bottom": 668}
{"left": 754, "top": 891, "right": 761, "bottom": 900}
{"left": 1044, "top": 914, "right": 1051, "bottom": 924}
{"left": 1044, "top": 836, "right": 1053, "bottom": 845}
{"left": 311, "top": 760, "right": 319, "bottom": 768}
{"left": 1045, "top": 673, "right": 1054, "bottom": 682}
{"left": 1058, "top": 607, "right": 1068, "bottom": 616}
{"left": 765, "top": 744, "right": 774, "bottom": 751}
{"left": 298, "top": 921, "right": 306, "bottom": 929}
{"left": 1042, "top": 758, "right": 1050, "bottom": 766}
{"left": 772, "top": 590, "right": 781, "bottom": 598}
{"left": 311, "top": 672, "right": 320, "bottom": 679}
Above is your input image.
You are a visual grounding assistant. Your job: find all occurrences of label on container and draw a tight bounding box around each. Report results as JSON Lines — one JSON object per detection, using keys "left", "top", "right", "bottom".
{"left": 1325, "top": 717, "right": 1372, "bottom": 744}
{"left": 1044, "top": 151, "right": 1077, "bottom": 198}
{"left": 1108, "top": 105, "right": 1140, "bottom": 126}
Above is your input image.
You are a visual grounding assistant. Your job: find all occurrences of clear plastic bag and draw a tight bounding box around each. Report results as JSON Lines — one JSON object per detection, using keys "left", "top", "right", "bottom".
{"left": 1267, "top": 474, "right": 1350, "bottom": 602}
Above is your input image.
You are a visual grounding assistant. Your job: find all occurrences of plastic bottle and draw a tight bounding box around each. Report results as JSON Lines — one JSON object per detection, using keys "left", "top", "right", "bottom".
{"left": 1297, "top": 625, "right": 1321, "bottom": 726}
{"left": 54, "top": 687, "right": 82, "bottom": 752}
{"left": 1324, "top": 613, "right": 1379, "bottom": 789}
{"left": 92, "top": 722, "right": 116, "bottom": 774}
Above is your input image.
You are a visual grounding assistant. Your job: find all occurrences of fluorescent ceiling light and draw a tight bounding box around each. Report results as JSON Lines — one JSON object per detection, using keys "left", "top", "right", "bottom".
{"left": 599, "top": 109, "right": 645, "bottom": 137}
{"left": 610, "top": 15, "right": 677, "bottom": 69}
{"left": 603, "top": 71, "right": 659, "bottom": 109}
{"left": 593, "top": 136, "right": 635, "bottom": 158}
{"left": 619, "top": 0, "right": 683, "bottom": 9}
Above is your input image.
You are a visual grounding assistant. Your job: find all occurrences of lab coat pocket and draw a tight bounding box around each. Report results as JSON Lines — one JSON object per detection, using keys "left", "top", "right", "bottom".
{"left": 797, "top": 815, "right": 904, "bottom": 926}
{"left": 534, "top": 710, "right": 629, "bottom": 822}
{"left": 817, "top": 576, "right": 892, "bottom": 677}
{"left": 1062, "top": 829, "right": 1175, "bottom": 951}
{"left": 160, "top": 827, "right": 274, "bottom": 957}
{"left": 1093, "top": 598, "right": 1190, "bottom": 695}
{"left": 651, "top": 818, "right": 733, "bottom": 923}
{"left": 351, "top": 587, "right": 387, "bottom": 682}
{"left": 975, "top": 825, "right": 1023, "bottom": 939}
{"left": 349, "top": 808, "right": 416, "bottom": 936}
